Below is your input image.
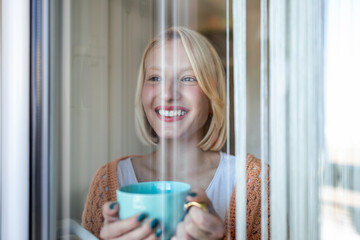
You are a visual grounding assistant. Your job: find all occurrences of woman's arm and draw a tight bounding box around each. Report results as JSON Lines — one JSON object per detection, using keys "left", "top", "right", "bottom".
{"left": 100, "top": 201, "right": 161, "bottom": 240}
{"left": 82, "top": 164, "right": 109, "bottom": 238}
{"left": 82, "top": 157, "right": 160, "bottom": 240}
{"left": 224, "top": 157, "right": 270, "bottom": 240}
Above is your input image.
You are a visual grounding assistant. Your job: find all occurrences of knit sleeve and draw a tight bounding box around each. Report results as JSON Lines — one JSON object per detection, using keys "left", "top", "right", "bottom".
{"left": 81, "top": 157, "right": 128, "bottom": 239}
{"left": 81, "top": 163, "right": 112, "bottom": 239}
{"left": 223, "top": 155, "right": 270, "bottom": 240}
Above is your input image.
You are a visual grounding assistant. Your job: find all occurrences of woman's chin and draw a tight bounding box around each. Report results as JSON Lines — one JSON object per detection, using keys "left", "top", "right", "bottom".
{"left": 154, "top": 128, "right": 204, "bottom": 144}
{"left": 156, "top": 132, "right": 191, "bottom": 142}
{"left": 160, "top": 135, "right": 185, "bottom": 141}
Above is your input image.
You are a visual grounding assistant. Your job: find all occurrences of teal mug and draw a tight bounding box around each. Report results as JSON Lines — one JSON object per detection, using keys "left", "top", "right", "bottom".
{"left": 116, "top": 181, "right": 191, "bottom": 239}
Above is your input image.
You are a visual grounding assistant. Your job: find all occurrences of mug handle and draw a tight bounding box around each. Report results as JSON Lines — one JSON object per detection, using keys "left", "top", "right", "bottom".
{"left": 184, "top": 201, "right": 209, "bottom": 213}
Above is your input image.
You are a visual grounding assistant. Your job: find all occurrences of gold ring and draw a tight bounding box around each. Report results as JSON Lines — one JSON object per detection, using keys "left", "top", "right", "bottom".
{"left": 184, "top": 201, "right": 209, "bottom": 213}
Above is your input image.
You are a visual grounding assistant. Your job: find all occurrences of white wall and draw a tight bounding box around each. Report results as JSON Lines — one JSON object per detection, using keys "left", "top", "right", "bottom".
{"left": 246, "top": 1, "right": 261, "bottom": 158}
{"left": 108, "top": 0, "right": 154, "bottom": 160}
{"left": 65, "top": 0, "right": 110, "bottom": 221}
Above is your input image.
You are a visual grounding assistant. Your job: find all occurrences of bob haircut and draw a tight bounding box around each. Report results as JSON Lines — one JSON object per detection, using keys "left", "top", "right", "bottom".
{"left": 135, "top": 27, "right": 226, "bottom": 151}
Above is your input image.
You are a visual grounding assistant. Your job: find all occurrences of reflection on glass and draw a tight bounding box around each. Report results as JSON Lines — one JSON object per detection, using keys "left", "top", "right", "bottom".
{"left": 81, "top": 25, "right": 267, "bottom": 239}
{"left": 52, "top": 0, "right": 272, "bottom": 238}
{"left": 49, "top": 0, "right": 360, "bottom": 239}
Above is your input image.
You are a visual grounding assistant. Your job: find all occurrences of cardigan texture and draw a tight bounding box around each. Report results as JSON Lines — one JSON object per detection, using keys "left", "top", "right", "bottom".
{"left": 82, "top": 154, "right": 269, "bottom": 240}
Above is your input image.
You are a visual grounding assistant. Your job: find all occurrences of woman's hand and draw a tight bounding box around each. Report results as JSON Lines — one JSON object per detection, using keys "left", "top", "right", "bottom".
{"left": 100, "top": 201, "right": 162, "bottom": 240}
{"left": 172, "top": 188, "right": 225, "bottom": 240}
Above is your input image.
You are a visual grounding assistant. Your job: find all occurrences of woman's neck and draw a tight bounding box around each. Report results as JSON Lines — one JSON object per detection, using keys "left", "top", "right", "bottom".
{"left": 155, "top": 139, "right": 203, "bottom": 168}
{"left": 150, "top": 140, "right": 218, "bottom": 181}
{"left": 132, "top": 139, "right": 221, "bottom": 188}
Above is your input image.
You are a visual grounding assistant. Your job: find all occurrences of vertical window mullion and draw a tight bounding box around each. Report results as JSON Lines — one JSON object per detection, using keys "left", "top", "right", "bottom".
{"left": 1, "top": 0, "right": 30, "bottom": 239}
{"left": 233, "top": 0, "right": 247, "bottom": 238}
{"left": 269, "top": 0, "right": 288, "bottom": 239}
{"left": 260, "top": 0, "right": 269, "bottom": 238}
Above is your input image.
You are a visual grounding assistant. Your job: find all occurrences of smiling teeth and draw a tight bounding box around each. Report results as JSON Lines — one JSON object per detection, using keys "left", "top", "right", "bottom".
{"left": 158, "top": 110, "right": 187, "bottom": 117}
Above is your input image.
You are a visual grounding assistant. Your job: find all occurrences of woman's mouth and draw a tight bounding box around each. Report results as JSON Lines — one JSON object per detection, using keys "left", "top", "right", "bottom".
{"left": 155, "top": 106, "right": 189, "bottom": 122}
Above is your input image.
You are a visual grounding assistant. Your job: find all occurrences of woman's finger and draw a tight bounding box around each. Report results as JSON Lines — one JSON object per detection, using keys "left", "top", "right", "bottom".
{"left": 144, "top": 232, "right": 159, "bottom": 240}
{"left": 186, "top": 207, "right": 225, "bottom": 239}
{"left": 186, "top": 188, "right": 208, "bottom": 202}
{"left": 186, "top": 188, "right": 216, "bottom": 215}
{"left": 99, "top": 212, "right": 147, "bottom": 239}
{"left": 102, "top": 202, "right": 120, "bottom": 224}
{"left": 183, "top": 213, "right": 209, "bottom": 239}
{"left": 175, "top": 221, "right": 195, "bottom": 240}
{"left": 116, "top": 219, "right": 160, "bottom": 240}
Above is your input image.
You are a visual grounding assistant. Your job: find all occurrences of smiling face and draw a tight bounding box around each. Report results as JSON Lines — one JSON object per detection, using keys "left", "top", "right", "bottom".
{"left": 141, "top": 40, "right": 211, "bottom": 143}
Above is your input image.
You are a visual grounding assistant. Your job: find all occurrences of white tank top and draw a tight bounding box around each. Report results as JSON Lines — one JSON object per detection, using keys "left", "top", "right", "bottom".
{"left": 116, "top": 152, "right": 236, "bottom": 221}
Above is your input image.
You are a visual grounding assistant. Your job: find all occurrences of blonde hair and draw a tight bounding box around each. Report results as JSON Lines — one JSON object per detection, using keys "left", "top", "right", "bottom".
{"left": 135, "top": 27, "right": 226, "bottom": 151}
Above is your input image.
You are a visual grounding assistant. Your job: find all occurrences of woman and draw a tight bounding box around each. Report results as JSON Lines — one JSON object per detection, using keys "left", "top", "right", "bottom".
{"left": 82, "top": 27, "right": 265, "bottom": 240}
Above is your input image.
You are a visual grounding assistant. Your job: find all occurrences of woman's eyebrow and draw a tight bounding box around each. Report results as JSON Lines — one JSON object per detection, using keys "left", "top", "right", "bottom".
{"left": 146, "top": 66, "right": 161, "bottom": 71}
{"left": 178, "top": 66, "right": 194, "bottom": 72}
{"left": 145, "top": 66, "right": 194, "bottom": 73}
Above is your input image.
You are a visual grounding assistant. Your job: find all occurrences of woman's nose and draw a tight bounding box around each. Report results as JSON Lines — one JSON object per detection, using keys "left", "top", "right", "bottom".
{"left": 162, "top": 79, "right": 180, "bottom": 102}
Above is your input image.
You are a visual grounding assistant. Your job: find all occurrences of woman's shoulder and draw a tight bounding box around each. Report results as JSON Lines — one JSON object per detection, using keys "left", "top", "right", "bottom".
{"left": 219, "top": 151, "right": 236, "bottom": 163}
{"left": 219, "top": 152, "right": 261, "bottom": 165}
{"left": 87, "top": 155, "right": 142, "bottom": 200}
{"left": 90, "top": 155, "right": 142, "bottom": 186}
{"left": 96, "top": 155, "right": 142, "bottom": 170}
{"left": 219, "top": 152, "right": 266, "bottom": 176}
{"left": 246, "top": 153, "right": 262, "bottom": 173}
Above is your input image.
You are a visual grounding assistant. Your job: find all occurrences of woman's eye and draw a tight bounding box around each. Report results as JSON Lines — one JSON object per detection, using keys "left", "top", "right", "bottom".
{"left": 181, "top": 76, "right": 197, "bottom": 82}
{"left": 149, "top": 76, "right": 160, "bottom": 82}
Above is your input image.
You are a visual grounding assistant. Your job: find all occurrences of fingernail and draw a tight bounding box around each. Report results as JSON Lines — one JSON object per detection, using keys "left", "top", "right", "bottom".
{"left": 137, "top": 213, "right": 147, "bottom": 222}
{"left": 109, "top": 202, "right": 118, "bottom": 210}
{"left": 150, "top": 219, "right": 159, "bottom": 229}
{"left": 188, "top": 192, "right": 197, "bottom": 197}
{"left": 155, "top": 228, "right": 162, "bottom": 237}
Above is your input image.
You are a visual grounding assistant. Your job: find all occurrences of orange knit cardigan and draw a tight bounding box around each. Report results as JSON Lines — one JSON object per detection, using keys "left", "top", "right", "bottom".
{"left": 82, "top": 154, "right": 269, "bottom": 239}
